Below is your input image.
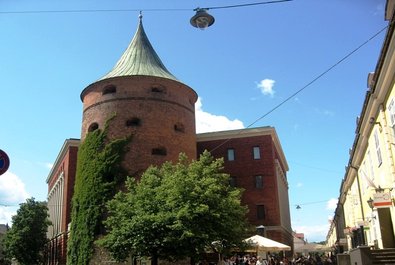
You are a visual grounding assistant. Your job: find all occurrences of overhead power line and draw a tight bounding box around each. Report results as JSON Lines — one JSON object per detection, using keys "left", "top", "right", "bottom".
{"left": 209, "top": 24, "right": 389, "bottom": 153}
{"left": 0, "top": 0, "right": 292, "bottom": 15}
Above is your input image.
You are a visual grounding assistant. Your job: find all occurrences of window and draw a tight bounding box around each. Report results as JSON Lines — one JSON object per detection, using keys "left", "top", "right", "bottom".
{"left": 253, "top": 146, "right": 261, "bottom": 159}
{"left": 152, "top": 147, "right": 167, "bottom": 156}
{"left": 102, "top": 85, "right": 116, "bottom": 95}
{"left": 227, "top": 148, "right": 235, "bottom": 161}
{"left": 88, "top": 122, "right": 99, "bottom": 132}
{"left": 257, "top": 205, "right": 265, "bottom": 220}
{"left": 151, "top": 86, "right": 166, "bottom": 93}
{"left": 229, "top": 176, "right": 237, "bottom": 187}
{"left": 255, "top": 175, "right": 263, "bottom": 188}
{"left": 126, "top": 118, "right": 141, "bottom": 127}
{"left": 388, "top": 98, "right": 395, "bottom": 139}
{"left": 374, "top": 130, "right": 382, "bottom": 166}
{"left": 174, "top": 123, "right": 185, "bottom": 133}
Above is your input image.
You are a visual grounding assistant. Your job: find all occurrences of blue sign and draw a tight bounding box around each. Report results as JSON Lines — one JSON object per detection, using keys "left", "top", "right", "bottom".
{"left": 0, "top": 149, "right": 10, "bottom": 176}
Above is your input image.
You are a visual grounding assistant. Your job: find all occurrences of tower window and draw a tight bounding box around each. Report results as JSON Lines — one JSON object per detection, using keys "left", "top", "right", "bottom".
{"left": 126, "top": 118, "right": 141, "bottom": 127}
{"left": 88, "top": 122, "right": 99, "bottom": 132}
{"left": 257, "top": 205, "right": 266, "bottom": 220}
{"left": 152, "top": 147, "right": 167, "bottom": 156}
{"left": 151, "top": 86, "right": 166, "bottom": 93}
{"left": 102, "top": 85, "right": 117, "bottom": 95}
{"left": 174, "top": 123, "right": 185, "bottom": 133}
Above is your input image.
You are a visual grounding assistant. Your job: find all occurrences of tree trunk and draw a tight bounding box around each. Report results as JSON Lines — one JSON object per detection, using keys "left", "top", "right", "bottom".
{"left": 151, "top": 254, "right": 158, "bottom": 265}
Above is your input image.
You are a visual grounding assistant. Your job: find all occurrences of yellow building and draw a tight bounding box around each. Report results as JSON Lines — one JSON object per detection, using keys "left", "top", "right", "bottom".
{"left": 328, "top": 0, "right": 395, "bottom": 254}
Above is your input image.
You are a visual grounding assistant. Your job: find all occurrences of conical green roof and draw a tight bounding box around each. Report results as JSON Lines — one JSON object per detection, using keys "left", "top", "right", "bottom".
{"left": 99, "top": 15, "right": 178, "bottom": 81}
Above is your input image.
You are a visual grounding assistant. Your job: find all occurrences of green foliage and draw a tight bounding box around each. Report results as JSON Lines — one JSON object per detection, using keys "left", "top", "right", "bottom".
{"left": 2, "top": 198, "right": 51, "bottom": 265}
{"left": 99, "top": 151, "right": 249, "bottom": 263}
{"left": 67, "top": 118, "right": 130, "bottom": 265}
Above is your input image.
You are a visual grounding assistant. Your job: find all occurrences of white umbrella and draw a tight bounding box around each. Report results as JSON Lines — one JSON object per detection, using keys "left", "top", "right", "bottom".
{"left": 244, "top": 235, "right": 291, "bottom": 252}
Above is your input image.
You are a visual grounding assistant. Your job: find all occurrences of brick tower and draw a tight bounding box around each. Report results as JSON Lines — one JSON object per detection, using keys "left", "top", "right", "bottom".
{"left": 80, "top": 15, "right": 198, "bottom": 176}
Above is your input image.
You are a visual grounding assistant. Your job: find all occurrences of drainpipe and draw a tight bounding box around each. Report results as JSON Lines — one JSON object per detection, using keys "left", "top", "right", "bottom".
{"left": 350, "top": 165, "right": 365, "bottom": 222}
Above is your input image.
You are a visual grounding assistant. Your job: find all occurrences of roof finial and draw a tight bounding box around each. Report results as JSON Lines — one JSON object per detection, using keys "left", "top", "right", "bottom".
{"left": 139, "top": 11, "right": 143, "bottom": 22}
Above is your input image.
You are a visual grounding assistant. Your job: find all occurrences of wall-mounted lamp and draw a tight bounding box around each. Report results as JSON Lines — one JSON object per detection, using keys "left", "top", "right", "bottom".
{"left": 375, "top": 186, "right": 385, "bottom": 193}
{"left": 190, "top": 8, "right": 215, "bottom": 29}
{"left": 367, "top": 197, "right": 374, "bottom": 209}
{"left": 369, "top": 117, "right": 382, "bottom": 131}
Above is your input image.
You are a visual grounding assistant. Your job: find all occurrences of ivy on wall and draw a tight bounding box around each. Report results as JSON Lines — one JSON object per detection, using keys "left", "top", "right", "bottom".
{"left": 67, "top": 116, "right": 131, "bottom": 265}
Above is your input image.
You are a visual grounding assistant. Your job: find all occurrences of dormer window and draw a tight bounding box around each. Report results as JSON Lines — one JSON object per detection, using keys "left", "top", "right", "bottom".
{"left": 102, "top": 85, "right": 117, "bottom": 95}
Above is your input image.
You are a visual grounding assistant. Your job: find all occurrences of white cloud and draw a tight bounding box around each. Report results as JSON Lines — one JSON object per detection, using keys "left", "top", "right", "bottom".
{"left": 326, "top": 198, "right": 338, "bottom": 210}
{"left": 195, "top": 98, "right": 244, "bottom": 133}
{"left": 257, "top": 79, "right": 275, "bottom": 97}
{"left": 293, "top": 224, "right": 329, "bottom": 242}
{"left": 0, "top": 171, "right": 29, "bottom": 205}
{"left": 0, "top": 171, "right": 29, "bottom": 224}
{"left": 0, "top": 206, "right": 17, "bottom": 225}
{"left": 296, "top": 182, "right": 303, "bottom": 188}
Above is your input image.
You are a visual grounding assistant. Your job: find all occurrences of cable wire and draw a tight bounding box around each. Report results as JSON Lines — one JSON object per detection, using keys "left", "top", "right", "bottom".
{"left": 206, "top": 0, "right": 293, "bottom": 10}
{"left": 209, "top": 24, "right": 389, "bottom": 153}
{"left": 0, "top": 0, "right": 292, "bottom": 15}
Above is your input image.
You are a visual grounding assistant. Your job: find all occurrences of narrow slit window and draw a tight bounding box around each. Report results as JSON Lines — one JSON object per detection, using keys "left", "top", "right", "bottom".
{"left": 126, "top": 118, "right": 141, "bottom": 127}
{"left": 152, "top": 147, "right": 167, "bottom": 156}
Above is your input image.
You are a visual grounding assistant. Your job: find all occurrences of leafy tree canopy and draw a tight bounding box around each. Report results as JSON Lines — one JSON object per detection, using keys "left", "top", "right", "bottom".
{"left": 2, "top": 198, "right": 51, "bottom": 265}
{"left": 99, "top": 151, "right": 249, "bottom": 264}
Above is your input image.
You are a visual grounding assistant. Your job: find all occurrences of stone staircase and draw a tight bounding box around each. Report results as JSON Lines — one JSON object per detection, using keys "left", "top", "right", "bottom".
{"left": 371, "top": 249, "right": 395, "bottom": 264}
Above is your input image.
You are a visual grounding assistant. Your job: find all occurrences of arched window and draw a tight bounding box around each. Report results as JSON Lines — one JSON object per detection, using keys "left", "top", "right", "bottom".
{"left": 88, "top": 122, "right": 99, "bottom": 132}
{"left": 102, "top": 85, "right": 116, "bottom": 95}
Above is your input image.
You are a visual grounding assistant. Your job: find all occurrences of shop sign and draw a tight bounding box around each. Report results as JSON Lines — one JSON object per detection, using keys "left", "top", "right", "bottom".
{"left": 339, "top": 238, "right": 347, "bottom": 245}
{"left": 373, "top": 192, "right": 392, "bottom": 208}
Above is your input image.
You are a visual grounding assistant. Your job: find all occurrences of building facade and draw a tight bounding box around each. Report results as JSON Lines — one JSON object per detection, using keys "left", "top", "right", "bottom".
{"left": 196, "top": 127, "right": 293, "bottom": 248}
{"left": 46, "top": 16, "right": 292, "bottom": 264}
{"left": 327, "top": 0, "right": 395, "bottom": 254}
{"left": 46, "top": 139, "right": 78, "bottom": 264}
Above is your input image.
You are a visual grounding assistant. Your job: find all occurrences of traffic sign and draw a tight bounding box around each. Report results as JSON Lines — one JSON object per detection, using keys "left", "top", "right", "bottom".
{"left": 0, "top": 149, "right": 10, "bottom": 176}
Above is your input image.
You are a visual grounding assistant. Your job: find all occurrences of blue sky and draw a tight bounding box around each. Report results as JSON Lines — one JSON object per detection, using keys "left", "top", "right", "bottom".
{"left": 0, "top": 0, "right": 389, "bottom": 242}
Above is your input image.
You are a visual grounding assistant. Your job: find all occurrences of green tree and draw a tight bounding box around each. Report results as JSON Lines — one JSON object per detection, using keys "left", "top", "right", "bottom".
{"left": 67, "top": 117, "right": 130, "bottom": 265}
{"left": 99, "top": 151, "right": 249, "bottom": 264}
{"left": 2, "top": 198, "right": 51, "bottom": 265}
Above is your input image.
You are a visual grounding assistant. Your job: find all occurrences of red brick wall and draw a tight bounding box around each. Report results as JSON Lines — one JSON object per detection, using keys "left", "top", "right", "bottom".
{"left": 81, "top": 76, "right": 198, "bottom": 178}
{"left": 197, "top": 135, "right": 281, "bottom": 226}
{"left": 63, "top": 146, "right": 77, "bottom": 233}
